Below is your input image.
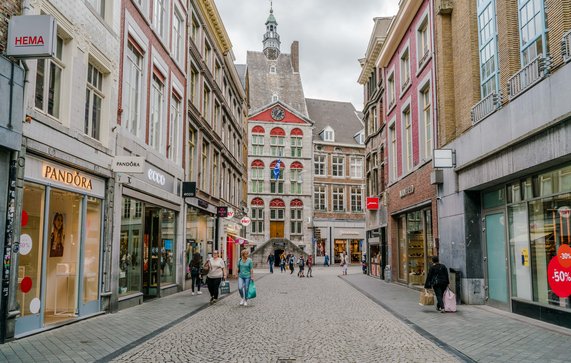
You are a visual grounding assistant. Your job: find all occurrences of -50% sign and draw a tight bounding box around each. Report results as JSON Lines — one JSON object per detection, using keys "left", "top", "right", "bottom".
{"left": 548, "top": 244, "right": 571, "bottom": 297}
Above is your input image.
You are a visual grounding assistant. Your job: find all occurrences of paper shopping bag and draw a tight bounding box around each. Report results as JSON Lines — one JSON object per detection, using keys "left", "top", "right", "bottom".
{"left": 419, "top": 289, "right": 435, "bottom": 306}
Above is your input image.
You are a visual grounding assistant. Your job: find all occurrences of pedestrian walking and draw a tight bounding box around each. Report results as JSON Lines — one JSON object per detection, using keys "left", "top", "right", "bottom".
{"left": 205, "top": 250, "right": 226, "bottom": 304}
{"left": 267, "top": 253, "right": 275, "bottom": 273}
{"left": 362, "top": 254, "right": 367, "bottom": 274}
{"left": 424, "top": 256, "right": 450, "bottom": 313}
{"left": 307, "top": 255, "right": 313, "bottom": 277}
{"left": 340, "top": 252, "right": 349, "bottom": 275}
{"left": 289, "top": 254, "right": 295, "bottom": 274}
{"left": 297, "top": 255, "right": 305, "bottom": 277}
{"left": 280, "top": 252, "right": 286, "bottom": 273}
{"left": 324, "top": 253, "right": 330, "bottom": 267}
{"left": 237, "top": 249, "right": 254, "bottom": 306}
{"left": 189, "top": 253, "right": 203, "bottom": 296}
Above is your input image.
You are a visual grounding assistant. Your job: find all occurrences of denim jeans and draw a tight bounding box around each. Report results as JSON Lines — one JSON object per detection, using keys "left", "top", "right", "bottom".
{"left": 238, "top": 277, "right": 251, "bottom": 300}
{"left": 191, "top": 274, "right": 201, "bottom": 292}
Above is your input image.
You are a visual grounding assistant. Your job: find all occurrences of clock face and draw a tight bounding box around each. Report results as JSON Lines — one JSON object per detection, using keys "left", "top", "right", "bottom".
{"left": 271, "top": 107, "right": 285, "bottom": 121}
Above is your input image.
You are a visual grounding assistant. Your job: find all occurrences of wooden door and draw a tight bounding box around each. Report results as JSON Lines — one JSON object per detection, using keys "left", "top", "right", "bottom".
{"left": 270, "top": 222, "right": 285, "bottom": 238}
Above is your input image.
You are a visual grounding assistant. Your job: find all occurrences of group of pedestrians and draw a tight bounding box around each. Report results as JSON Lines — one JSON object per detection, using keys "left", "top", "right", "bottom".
{"left": 273, "top": 253, "right": 314, "bottom": 278}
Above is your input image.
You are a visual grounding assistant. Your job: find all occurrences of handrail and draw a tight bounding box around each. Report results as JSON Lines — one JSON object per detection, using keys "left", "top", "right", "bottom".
{"left": 471, "top": 91, "right": 501, "bottom": 124}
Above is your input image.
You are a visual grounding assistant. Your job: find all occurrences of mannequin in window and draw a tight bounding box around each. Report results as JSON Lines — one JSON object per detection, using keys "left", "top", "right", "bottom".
{"left": 49, "top": 212, "right": 65, "bottom": 257}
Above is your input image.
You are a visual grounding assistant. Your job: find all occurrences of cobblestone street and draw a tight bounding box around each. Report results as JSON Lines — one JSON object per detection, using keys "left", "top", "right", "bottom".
{"left": 112, "top": 267, "right": 459, "bottom": 362}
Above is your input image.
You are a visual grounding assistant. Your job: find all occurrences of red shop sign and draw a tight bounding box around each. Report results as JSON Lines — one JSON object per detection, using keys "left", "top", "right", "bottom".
{"left": 366, "top": 197, "right": 379, "bottom": 210}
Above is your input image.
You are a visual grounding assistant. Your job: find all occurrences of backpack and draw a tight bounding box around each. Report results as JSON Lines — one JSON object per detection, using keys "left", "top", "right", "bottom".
{"left": 298, "top": 258, "right": 304, "bottom": 268}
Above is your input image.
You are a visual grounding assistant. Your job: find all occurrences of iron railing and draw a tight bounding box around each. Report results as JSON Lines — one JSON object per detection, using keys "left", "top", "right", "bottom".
{"left": 507, "top": 56, "right": 546, "bottom": 100}
{"left": 471, "top": 91, "right": 502, "bottom": 124}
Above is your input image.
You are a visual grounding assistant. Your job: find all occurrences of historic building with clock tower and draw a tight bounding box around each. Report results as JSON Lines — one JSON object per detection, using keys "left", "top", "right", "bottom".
{"left": 243, "top": 6, "right": 315, "bottom": 263}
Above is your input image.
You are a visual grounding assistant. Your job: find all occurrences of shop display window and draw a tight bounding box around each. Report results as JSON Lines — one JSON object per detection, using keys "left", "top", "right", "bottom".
{"left": 45, "top": 188, "right": 82, "bottom": 323}
{"left": 18, "top": 183, "right": 45, "bottom": 317}
{"left": 508, "top": 203, "right": 532, "bottom": 300}
{"left": 119, "top": 197, "right": 143, "bottom": 295}
{"left": 334, "top": 240, "right": 346, "bottom": 263}
{"left": 84, "top": 198, "right": 102, "bottom": 304}
{"left": 407, "top": 211, "right": 425, "bottom": 286}
{"left": 398, "top": 215, "right": 407, "bottom": 280}
{"left": 160, "top": 210, "right": 176, "bottom": 285}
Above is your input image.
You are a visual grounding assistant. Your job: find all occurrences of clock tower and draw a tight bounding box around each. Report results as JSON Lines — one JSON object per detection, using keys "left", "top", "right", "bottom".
{"left": 262, "top": 4, "right": 281, "bottom": 60}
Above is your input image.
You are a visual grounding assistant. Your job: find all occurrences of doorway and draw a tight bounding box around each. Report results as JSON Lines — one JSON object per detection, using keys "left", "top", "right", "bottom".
{"left": 484, "top": 212, "right": 509, "bottom": 308}
{"left": 270, "top": 221, "right": 285, "bottom": 238}
{"left": 143, "top": 207, "right": 161, "bottom": 300}
{"left": 274, "top": 249, "right": 284, "bottom": 267}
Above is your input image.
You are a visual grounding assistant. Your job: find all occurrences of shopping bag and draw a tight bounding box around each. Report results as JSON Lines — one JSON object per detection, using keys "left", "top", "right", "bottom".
{"left": 419, "top": 289, "right": 435, "bottom": 306}
{"left": 444, "top": 288, "right": 457, "bottom": 312}
{"left": 219, "top": 280, "right": 230, "bottom": 294}
{"left": 246, "top": 280, "right": 257, "bottom": 299}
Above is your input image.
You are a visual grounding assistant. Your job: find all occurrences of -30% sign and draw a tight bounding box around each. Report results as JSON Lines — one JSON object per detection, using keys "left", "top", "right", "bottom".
{"left": 548, "top": 244, "right": 571, "bottom": 297}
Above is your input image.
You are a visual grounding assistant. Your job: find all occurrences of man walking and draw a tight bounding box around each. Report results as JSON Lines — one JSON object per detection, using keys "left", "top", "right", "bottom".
{"left": 267, "top": 253, "right": 275, "bottom": 273}
{"left": 341, "top": 252, "right": 349, "bottom": 275}
{"left": 324, "top": 253, "right": 330, "bottom": 267}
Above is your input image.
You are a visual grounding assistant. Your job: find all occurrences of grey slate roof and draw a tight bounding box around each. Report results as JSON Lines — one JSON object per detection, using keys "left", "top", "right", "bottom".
{"left": 235, "top": 64, "right": 247, "bottom": 89}
{"left": 306, "top": 98, "right": 364, "bottom": 145}
{"left": 246, "top": 51, "right": 308, "bottom": 117}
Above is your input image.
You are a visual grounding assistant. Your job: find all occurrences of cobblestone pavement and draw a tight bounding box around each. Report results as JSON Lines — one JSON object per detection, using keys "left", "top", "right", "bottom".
{"left": 112, "top": 266, "right": 459, "bottom": 363}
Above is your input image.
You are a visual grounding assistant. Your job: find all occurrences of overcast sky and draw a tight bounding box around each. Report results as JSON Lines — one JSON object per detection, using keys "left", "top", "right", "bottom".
{"left": 214, "top": 0, "right": 399, "bottom": 111}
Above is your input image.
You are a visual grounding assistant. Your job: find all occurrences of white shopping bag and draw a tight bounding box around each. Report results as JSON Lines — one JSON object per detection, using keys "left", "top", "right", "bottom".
{"left": 444, "top": 288, "right": 457, "bottom": 312}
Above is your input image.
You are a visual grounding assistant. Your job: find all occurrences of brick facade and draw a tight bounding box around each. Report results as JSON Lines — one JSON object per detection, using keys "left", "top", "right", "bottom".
{"left": 496, "top": 0, "right": 520, "bottom": 104}
{"left": 546, "top": 0, "right": 571, "bottom": 70}
{"left": 0, "top": 0, "right": 20, "bottom": 53}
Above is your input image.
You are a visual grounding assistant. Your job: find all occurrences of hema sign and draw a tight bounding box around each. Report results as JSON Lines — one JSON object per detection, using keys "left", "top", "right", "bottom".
{"left": 7, "top": 15, "right": 57, "bottom": 58}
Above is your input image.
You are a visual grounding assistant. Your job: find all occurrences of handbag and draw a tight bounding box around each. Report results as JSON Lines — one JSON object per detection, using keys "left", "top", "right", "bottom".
{"left": 444, "top": 288, "right": 457, "bottom": 312}
{"left": 419, "top": 288, "right": 435, "bottom": 306}
{"left": 219, "top": 280, "right": 230, "bottom": 294}
{"left": 246, "top": 280, "right": 257, "bottom": 299}
{"left": 202, "top": 260, "right": 211, "bottom": 275}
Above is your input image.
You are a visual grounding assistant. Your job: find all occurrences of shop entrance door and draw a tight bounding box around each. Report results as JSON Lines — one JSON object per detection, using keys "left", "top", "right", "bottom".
{"left": 484, "top": 212, "right": 509, "bottom": 309}
{"left": 143, "top": 208, "right": 161, "bottom": 300}
{"left": 270, "top": 222, "right": 284, "bottom": 238}
{"left": 274, "top": 249, "right": 284, "bottom": 267}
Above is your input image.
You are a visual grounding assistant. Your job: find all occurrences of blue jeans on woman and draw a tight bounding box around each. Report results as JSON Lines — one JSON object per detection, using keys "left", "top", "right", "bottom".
{"left": 238, "top": 277, "right": 251, "bottom": 300}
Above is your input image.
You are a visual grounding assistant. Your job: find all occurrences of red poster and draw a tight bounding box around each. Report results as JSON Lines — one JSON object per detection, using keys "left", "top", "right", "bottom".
{"left": 548, "top": 245, "right": 571, "bottom": 298}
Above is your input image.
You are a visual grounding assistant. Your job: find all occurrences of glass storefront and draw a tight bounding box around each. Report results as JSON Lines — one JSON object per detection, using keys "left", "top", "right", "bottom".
{"left": 17, "top": 170, "right": 103, "bottom": 335}
{"left": 185, "top": 206, "right": 215, "bottom": 260}
{"left": 119, "top": 196, "right": 177, "bottom": 299}
{"left": 488, "top": 164, "right": 571, "bottom": 312}
{"left": 396, "top": 208, "right": 434, "bottom": 286}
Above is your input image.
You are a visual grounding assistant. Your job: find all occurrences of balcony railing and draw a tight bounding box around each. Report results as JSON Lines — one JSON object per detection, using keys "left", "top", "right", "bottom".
{"left": 563, "top": 29, "right": 571, "bottom": 63}
{"left": 507, "top": 56, "right": 547, "bottom": 100}
{"left": 471, "top": 91, "right": 502, "bottom": 124}
{"left": 418, "top": 49, "right": 430, "bottom": 67}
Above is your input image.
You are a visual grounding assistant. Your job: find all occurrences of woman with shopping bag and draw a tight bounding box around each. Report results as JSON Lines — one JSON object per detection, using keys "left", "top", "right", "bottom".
{"left": 237, "top": 249, "right": 254, "bottom": 306}
{"left": 424, "top": 256, "right": 449, "bottom": 313}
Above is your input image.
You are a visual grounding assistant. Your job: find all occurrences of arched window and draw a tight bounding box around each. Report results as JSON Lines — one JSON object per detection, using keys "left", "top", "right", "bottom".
{"left": 270, "top": 198, "right": 285, "bottom": 221}
{"left": 290, "top": 199, "right": 303, "bottom": 235}
{"left": 251, "top": 126, "right": 265, "bottom": 155}
{"left": 251, "top": 160, "right": 265, "bottom": 193}
{"left": 270, "top": 127, "right": 285, "bottom": 157}
{"left": 290, "top": 161, "right": 303, "bottom": 194}
{"left": 270, "top": 160, "right": 285, "bottom": 194}
{"left": 250, "top": 198, "right": 264, "bottom": 234}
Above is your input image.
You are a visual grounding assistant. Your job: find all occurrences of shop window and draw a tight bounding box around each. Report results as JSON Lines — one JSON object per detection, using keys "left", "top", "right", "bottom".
{"left": 160, "top": 210, "right": 176, "bottom": 285}
{"left": 483, "top": 187, "right": 505, "bottom": 209}
{"left": 407, "top": 211, "right": 425, "bottom": 286}
{"left": 120, "top": 197, "right": 143, "bottom": 295}
{"left": 398, "top": 215, "right": 407, "bottom": 281}
{"left": 18, "top": 183, "right": 45, "bottom": 317}
{"left": 84, "top": 197, "right": 102, "bottom": 304}
{"left": 508, "top": 203, "right": 532, "bottom": 300}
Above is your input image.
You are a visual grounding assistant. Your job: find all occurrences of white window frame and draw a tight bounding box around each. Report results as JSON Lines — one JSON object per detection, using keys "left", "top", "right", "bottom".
{"left": 400, "top": 46, "right": 411, "bottom": 91}
{"left": 402, "top": 104, "right": 413, "bottom": 173}
{"left": 351, "top": 187, "right": 363, "bottom": 212}
{"left": 251, "top": 207, "right": 264, "bottom": 234}
{"left": 418, "top": 78, "right": 432, "bottom": 162}
{"left": 85, "top": 62, "right": 104, "bottom": 140}
{"left": 416, "top": 12, "right": 431, "bottom": 70}
{"left": 389, "top": 118, "right": 397, "bottom": 181}
{"left": 290, "top": 136, "right": 302, "bottom": 157}
{"left": 350, "top": 157, "right": 364, "bottom": 178}
{"left": 168, "top": 95, "right": 181, "bottom": 161}
{"left": 314, "top": 185, "right": 327, "bottom": 211}
{"left": 290, "top": 169, "right": 303, "bottom": 194}
{"left": 477, "top": 0, "right": 500, "bottom": 97}
{"left": 153, "top": 0, "right": 167, "bottom": 39}
{"left": 252, "top": 134, "right": 264, "bottom": 156}
{"left": 332, "top": 156, "right": 345, "bottom": 177}
{"left": 314, "top": 154, "right": 326, "bottom": 176}
{"left": 251, "top": 166, "right": 264, "bottom": 193}
{"left": 35, "top": 35, "right": 64, "bottom": 119}
{"left": 387, "top": 70, "right": 396, "bottom": 109}
{"left": 172, "top": 8, "right": 184, "bottom": 65}
{"left": 150, "top": 74, "right": 165, "bottom": 154}
{"left": 518, "top": 0, "right": 547, "bottom": 66}
{"left": 332, "top": 186, "right": 345, "bottom": 212}
{"left": 290, "top": 207, "right": 303, "bottom": 235}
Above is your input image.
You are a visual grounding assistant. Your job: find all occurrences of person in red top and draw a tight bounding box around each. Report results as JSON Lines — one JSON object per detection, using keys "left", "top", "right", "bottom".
{"left": 307, "top": 255, "right": 314, "bottom": 278}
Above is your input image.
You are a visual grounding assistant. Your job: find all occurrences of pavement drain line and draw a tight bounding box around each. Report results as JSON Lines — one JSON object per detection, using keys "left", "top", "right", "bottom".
{"left": 340, "top": 276, "right": 476, "bottom": 363}
{"left": 96, "top": 275, "right": 268, "bottom": 363}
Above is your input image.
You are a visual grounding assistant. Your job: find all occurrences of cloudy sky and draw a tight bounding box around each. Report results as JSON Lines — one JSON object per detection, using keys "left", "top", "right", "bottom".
{"left": 214, "top": 0, "right": 399, "bottom": 111}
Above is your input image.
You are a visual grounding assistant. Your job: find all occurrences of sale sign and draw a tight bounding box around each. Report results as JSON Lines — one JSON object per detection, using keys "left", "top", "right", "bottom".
{"left": 548, "top": 245, "right": 571, "bottom": 298}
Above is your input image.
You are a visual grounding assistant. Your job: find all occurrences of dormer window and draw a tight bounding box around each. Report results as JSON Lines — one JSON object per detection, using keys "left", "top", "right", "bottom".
{"left": 321, "top": 127, "right": 334, "bottom": 142}
{"left": 270, "top": 65, "right": 276, "bottom": 74}
{"left": 272, "top": 93, "right": 279, "bottom": 102}
{"left": 354, "top": 132, "right": 365, "bottom": 145}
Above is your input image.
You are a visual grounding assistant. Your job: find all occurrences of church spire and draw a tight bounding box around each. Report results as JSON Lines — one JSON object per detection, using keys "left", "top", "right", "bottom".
{"left": 263, "top": 2, "right": 281, "bottom": 60}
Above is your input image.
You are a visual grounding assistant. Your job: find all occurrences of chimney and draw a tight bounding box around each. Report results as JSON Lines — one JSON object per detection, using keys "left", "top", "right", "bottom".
{"left": 291, "top": 41, "right": 299, "bottom": 73}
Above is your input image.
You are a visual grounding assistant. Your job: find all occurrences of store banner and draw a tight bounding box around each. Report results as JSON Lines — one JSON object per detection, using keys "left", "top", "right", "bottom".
{"left": 366, "top": 197, "right": 379, "bottom": 210}
{"left": 7, "top": 15, "right": 57, "bottom": 58}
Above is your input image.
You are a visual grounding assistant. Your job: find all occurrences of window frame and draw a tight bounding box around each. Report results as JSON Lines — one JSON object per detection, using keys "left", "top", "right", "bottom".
{"left": 84, "top": 62, "right": 104, "bottom": 140}
{"left": 150, "top": 73, "right": 165, "bottom": 154}
{"left": 332, "top": 156, "right": 345, "bottom": 177}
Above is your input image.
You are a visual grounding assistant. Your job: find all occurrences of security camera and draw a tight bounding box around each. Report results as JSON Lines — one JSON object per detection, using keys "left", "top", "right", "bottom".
{"left": 436, "top": 197, "right": 442, "bottom": 201}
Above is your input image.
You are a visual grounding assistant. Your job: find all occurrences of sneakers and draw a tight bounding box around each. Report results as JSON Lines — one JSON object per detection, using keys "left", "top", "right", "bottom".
{"left": 243, "top": 301, "right": 248, "bottom": 306}
{"left": 197, "top": 291, "right": 202, "bottom": 295}
{"left": 240, "top": 299, "right": 245, "bottom": 306}
{"left": 191, "top": 292, "right": 196, "bottom": 296}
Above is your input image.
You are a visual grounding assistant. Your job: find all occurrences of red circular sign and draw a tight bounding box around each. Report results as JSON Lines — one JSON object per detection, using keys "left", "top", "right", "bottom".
{"left": 548, "top": 257, "right": 571, "bottom": 298}
{"left": 21, "top": 210, "right": 29, "bottom": 227}
{"left": 20, "top": 277, "right": 33, "bottom": 293}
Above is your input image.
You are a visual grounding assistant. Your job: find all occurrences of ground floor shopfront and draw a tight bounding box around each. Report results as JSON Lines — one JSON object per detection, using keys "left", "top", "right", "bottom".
{"left": 313, "top": 220, "right": 365, "bottom": 265}
{"left": 366, "top": 227, "right": 387, "bottom": 279}
{"left": 15, "top": 155, "right": 107, "bottom": 337}
{"left": 478, "top": 163, "right": 571, "bottom": 326}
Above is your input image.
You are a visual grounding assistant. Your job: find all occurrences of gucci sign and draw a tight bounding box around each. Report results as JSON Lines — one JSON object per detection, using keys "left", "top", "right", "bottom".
{"left": 147, "top": 168, "right": 166, "bottom": 186}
